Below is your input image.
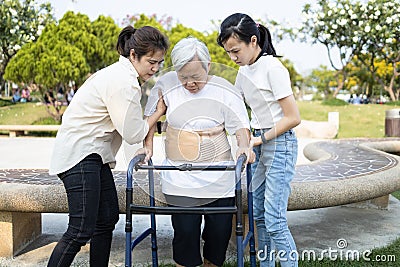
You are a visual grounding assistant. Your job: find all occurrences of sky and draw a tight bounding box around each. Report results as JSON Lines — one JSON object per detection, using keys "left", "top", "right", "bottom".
{"left": 37, "top": 0, "right": 332, "bottom": 74}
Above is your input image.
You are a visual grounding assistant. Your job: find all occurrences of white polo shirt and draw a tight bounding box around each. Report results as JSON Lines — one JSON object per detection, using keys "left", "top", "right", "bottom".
{"left": 235, "top": 55, "right": 293, "bottom": 129}
{"left": 49, "top": 56, "right": 149, "bottom": 175}
{"left": 145, "top": 72, "right": 250, "bottom": 198}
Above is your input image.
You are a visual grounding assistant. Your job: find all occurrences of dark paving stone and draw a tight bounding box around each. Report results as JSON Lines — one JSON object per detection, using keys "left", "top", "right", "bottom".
{"left": 294, "top": 139, "right": 398, "bottom": 182}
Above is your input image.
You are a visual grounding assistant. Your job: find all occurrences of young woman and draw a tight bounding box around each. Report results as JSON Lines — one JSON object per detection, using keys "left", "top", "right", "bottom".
{"left": 218, "top": 13, "right": 301, "bottom": 267}
{"left": 47, "top": 25, "right": 169, "bottom": 267}
{"left": 142, "top": 37, "right": 254, "bottom": 267}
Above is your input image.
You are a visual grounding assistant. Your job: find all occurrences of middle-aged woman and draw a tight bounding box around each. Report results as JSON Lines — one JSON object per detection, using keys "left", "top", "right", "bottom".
{"left": 47, "top": 25, "right": 169, "bottom": 267}
{"left": 218, "top": 13, "right": 301, "bottom": 267}
{"left": 142, "top": 37, "right": 255, "bottom": 267}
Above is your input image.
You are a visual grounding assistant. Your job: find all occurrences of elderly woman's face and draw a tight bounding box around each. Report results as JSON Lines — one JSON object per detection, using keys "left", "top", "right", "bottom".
{"left": 177, "top": 59, "right": 209, "bottom": 94}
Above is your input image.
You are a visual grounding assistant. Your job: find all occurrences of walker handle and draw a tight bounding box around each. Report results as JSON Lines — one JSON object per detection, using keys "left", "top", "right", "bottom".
{"left": 236, "top": 153, "right": 247, "bottom": 174}
{"left": 127, "top": 153, "right": 146, "bottom": 186}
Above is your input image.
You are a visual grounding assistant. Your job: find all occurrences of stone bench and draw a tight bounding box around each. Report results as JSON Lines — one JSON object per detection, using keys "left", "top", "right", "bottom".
{"left": 0, "top": 125, "right": 60, "bottom": 137}
{"left": 0, "top": 138, "right": 399, "bottom": 257}
{"left": 293, "top": 112, "right": 339, "bottom": 139}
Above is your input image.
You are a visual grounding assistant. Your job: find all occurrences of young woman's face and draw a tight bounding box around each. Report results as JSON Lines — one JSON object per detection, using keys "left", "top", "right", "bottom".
{"left": 131, "top": 49, "right": 165, "bottom": 82}
{"left": 223, "top": 35, "right": 259, "bottom": 66}
{"left": 177, "top": 59, "right": 209, "bottom": 94}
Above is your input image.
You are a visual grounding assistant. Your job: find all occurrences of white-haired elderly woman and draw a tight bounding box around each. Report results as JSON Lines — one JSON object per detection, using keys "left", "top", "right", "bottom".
{"left": 140, "top": 37, "right": 254, "bottom": 267}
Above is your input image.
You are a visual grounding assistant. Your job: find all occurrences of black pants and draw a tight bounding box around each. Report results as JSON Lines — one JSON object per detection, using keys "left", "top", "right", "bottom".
{"left": 48, "top": 154, "right": 119, "bottom": 267}
{"left": 165, "top": 195, "right": 235, "bottom": 267}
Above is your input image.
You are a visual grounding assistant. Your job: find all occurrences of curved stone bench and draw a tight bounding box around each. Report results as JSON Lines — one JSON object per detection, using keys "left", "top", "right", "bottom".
{"left": 290, "top": 138, "right": 400, "bottom": 210}
{"left": 0, "top": 138, "right": 399, "bottom": 257}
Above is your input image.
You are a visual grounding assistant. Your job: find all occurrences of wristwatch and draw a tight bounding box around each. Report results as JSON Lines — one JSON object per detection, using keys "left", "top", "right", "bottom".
{"left": 261, "top": 132, "right": 268, "bottom": 144}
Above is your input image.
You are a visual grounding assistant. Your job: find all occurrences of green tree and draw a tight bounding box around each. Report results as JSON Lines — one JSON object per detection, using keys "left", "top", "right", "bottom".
{"left": 51, "top": 11, "right": 106, "bottom": 74}
{"left": 0, "top": 0, "right": 54, "bottom": 94}
{"left": 279, "top": 58, "right": 304, "bottom": 99}
{"left": 353, "top": 0, "right": 400, "bottom": 101}
{"left": 294, "top": 0, "right": 363, "bottom": 97}
{"left": 5, "top": 11, "right": 120, "bottom": 120}
{"left": 284, "top": 0, "right": 399, "bottom": 100}
{"left": 347, "top": 55, "right": 394, "bottom": 99}
{"left": 92, "top": 15, "right": 121, "bottom": 69}
{"left": 305, "top": 65, "right": 338, "bottom": 99}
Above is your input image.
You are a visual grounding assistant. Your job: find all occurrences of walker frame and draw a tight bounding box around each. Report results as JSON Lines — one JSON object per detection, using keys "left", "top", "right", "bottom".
{"left": 124, "top": 153, "right": 257, "bottom": 267}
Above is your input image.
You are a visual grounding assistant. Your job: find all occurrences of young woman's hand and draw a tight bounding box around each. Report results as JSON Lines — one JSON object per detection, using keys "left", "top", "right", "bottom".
{"left": 251, "top": 135, "right": 262, "bottom": 147}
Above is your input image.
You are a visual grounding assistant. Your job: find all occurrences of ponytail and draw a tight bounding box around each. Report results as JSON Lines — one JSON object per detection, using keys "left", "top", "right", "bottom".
{"left": 218, "top": 13, "right": 279, "bottom": 57}
{"left": 116, "top": 26, "right": 136, "bottom": 57}
{"left": 258, "top": 24, "right": 277, "bottom": 56}
{"left": 116, "top": 25, "right": 169, "bottom": 60}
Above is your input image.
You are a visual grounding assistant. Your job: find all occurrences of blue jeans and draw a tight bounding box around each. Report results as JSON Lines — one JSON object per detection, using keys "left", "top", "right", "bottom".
{"left": 47, "top": 153, "right": 119, "bottom": 267}
{"left": 251, "top": 129, "right": 298, "bottom": 267}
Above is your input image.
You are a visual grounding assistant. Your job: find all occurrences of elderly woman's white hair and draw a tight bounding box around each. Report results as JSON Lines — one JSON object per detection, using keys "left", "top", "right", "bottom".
{"left": 171, "top": 37, "right": 211, "bottom": 71}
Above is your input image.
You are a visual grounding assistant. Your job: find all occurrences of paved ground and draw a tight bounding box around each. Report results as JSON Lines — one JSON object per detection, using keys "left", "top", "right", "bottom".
{"left": 1, "top": 137, "right": 400, "bottom": 266}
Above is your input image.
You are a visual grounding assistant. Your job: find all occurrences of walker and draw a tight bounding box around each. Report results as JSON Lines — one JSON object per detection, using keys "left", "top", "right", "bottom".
{"left": 124, "top": 153, "right": 257, "bottom": 267}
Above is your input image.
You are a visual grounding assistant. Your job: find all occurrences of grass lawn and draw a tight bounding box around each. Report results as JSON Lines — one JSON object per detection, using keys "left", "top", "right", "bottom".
{"left": 296, "top": 101, "right": 399, "bottom": 138}
{"left": 0, "top": 102, "right": 64, "bottom": 136}
{"left": 0, "top": 102, "right": 61, "bottom": 125}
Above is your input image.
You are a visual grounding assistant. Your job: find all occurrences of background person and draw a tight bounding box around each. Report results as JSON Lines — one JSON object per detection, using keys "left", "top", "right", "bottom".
{"left": 142, "top": 37, "right": 254, "bottom": 267}
{"left": 47, "top": 25, "right": 169, "bottom": 267}
{"left": 218, "top": 13, "right": 301, "bottom": 267}
{"left": 66, "top": 85, "right": 75, "bottom": 105}
{"left": 12, "top": 88, "right": 21, "bottom": 103}
{"left": 21, "top": 87, "right": 31, "bottom": 102}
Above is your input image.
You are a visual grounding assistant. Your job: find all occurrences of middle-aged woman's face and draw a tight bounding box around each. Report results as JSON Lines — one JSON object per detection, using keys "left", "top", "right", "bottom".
{"left": 131, "top": 49, "right": 165, "bottom": 82}
{"left": 177, "top": 58, "right": 209, "bottom": 94}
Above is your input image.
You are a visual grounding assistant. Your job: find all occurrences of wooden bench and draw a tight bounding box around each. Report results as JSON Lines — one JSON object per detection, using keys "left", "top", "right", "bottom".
{"left": 0, "top": 125, "right": 60, "bottom": 137}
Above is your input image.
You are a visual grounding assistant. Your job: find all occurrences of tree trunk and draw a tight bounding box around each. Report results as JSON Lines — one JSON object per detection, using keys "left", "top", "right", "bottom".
{"left": 385, "top": 66, "right": 399, "bottom": 101}
{"left": 384, "top": 85, "right": 396, "bottom": 102}
{"left": 0, "top": 71, "right": 5, "bottom": 97}
{"left": 333, "top": 69, "right": 346, "bottom": 97}
{"left": 333, "top": 80, "right": 344, "bottom": 97}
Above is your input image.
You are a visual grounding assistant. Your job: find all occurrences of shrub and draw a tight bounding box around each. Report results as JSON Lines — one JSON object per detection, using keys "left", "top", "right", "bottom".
{"left": 32, "top": 117, "right": 61, "bottom": 125}
{"left": 0, "top": 98, "right": 14, "bottom": 107}
{"left": 322, "top": 98, "right": 349, "bottom": 106}
{"left": 385, "top": 101, "right": 400, "bottom": 106}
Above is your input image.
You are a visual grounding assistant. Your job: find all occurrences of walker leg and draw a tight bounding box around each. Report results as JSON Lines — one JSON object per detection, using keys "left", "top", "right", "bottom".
{"left": 247, "top": 166, "right": 257, "bottom": 267}
{"left": 148, "top": 165, "right": 159, "bottom": 266}
{"left": 150, "top": 213, "right": 158, "bottom": 266}
{"left": 236, "top": 187, "right": 244, "bottom": 267}
{"left": 125, "top": 232, "right": 132, "bottom": 267}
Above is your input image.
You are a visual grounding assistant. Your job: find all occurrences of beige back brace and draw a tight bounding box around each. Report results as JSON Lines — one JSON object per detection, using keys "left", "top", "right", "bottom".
{"left": 165, "top": 124, "right": 232, "bottom": 163}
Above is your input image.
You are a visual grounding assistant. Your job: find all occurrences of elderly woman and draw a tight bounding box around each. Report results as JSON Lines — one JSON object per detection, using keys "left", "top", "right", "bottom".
{"left": 141, "top": 37, "right": 254, "bottom": 267}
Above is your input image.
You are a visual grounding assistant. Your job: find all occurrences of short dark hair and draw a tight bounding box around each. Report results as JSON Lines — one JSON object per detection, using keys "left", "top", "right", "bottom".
{"left": 217, "top": 13, "right": 277, "bottom": 57}
{"left": 116, "top": 25, "right": 169, "bottom": 60}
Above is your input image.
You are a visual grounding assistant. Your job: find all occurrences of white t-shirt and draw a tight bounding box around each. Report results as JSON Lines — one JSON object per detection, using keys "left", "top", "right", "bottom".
{"left": 235, "top": 55, "right": 293, "bottom": 129}
{"left": 49, "top": 56, "right": 149, "bottom": 175}
{"left": 145, "top": 72, "right": 250, "bottom": 198}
